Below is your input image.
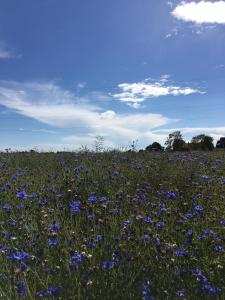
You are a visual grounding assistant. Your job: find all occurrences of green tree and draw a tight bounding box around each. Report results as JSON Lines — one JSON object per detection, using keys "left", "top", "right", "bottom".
{"left": 191, "top": 134, "right": 214, "bottom": 151}
{"left": 165, "top": 131, "right": 185, "bottom": 151}
{"left": 145, "top": 142, "right": 162, "bottom": 151}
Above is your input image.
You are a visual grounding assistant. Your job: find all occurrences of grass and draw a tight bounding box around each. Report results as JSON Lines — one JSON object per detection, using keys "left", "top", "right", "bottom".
{"left": 0, "top": 150, "right": 225, "bottom": 299}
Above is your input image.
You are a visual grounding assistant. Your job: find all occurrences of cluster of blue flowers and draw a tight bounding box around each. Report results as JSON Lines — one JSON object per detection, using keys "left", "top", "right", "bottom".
{"left": 0, "top": 151, "right": 224, "bottom": 299}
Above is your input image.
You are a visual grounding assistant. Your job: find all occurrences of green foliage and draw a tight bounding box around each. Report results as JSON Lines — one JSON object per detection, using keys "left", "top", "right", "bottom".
{"left": 191, "top": 134, "right": 214, "bottom": 151}
{"left": 165, "top": 131, "right": 186, "bottom": 151}
{"left": 145, "top": 142, "right": 162, "bottom": 151}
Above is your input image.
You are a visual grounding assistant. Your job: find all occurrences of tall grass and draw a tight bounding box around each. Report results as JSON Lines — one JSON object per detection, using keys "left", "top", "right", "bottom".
{"left": 0, "top": 151, "right": 225, "bottom": 299}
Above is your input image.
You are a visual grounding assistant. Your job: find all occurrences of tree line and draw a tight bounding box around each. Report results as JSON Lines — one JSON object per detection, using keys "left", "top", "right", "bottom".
{"left": 145, "top": 131, "right": 225, "bottom": 152}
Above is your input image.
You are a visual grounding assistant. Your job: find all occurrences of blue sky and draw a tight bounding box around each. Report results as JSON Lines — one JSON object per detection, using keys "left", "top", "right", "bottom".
{"left": 0, "top": 0, "right": 225, "bottom": 150}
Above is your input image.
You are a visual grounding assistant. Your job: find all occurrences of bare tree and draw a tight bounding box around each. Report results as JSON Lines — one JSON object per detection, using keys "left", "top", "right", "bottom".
{"left": 93, "top": 135, "right": 105, "bottom": 152}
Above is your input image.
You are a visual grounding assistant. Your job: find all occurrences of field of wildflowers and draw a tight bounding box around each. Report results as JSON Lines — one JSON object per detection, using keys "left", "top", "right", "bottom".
{"left": 0, "top": 151, "right": 225, "bottom": 299}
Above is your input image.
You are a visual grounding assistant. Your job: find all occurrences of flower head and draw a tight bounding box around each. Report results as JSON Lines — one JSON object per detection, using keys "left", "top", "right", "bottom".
{"left": 213, "top": 245, "right": 224, "bottom": 253}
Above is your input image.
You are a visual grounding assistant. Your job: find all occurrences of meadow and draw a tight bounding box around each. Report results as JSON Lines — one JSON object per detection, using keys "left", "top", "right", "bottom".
{"left": 0, "top": 150, "right": 225, "bottom": 299}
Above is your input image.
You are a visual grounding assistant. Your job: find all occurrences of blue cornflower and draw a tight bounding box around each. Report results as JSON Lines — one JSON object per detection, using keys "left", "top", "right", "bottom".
{"left": 87, "top": 213, "right": 94, "bottom": 220}
{"left": 158, "top": 190, "right": 166, "bottom": 196}
{"left": 112, "top": 251, "right": 120, "bottom": 265}
{"left": 2, "top": 204, "right": 12, "bottom": 211}
{"left": 213, "top": 245, "right": 224, "bottom": 253}
{"left": 99, "top": 196, "right": 108, "bottom": 202}
{"left": 203, "top": 229, "right": 214, "bottom": 235}
{"left": 36, "top": 291, "right": 45, "bottom": 298}
{"left": 69, "top": 201, "right": 81, "bottom": 215}
{"left": 16, "top": 191, "right": 27, "bottom": 199}
{"left": 136, "top": 214, "right": 143, "bottom": 221}
{"left": 141, "top": 281, "right": 155, "bottom": 300}
{"left": 139, "top": 194, "right": 146, "bottom": 201}
{"left": 197, "top": 234, "right": 206, "bottom": 240}
{"left": 36, "top": 287, "right": 62, "bottom": 298}
{"left": 192, "top": 268, "right": 208, "bottom": 283}
{"left": 124, "top": 219, "right": 131, "bottom": 225}
{"left": 71, "top": 253, "right": 84, "bottom": 262}
{"left": 8, "top": 220, "right": 17, "bottom": 227}
{"left": 144, "top": 217, "right": 153, "bottom": 223}
{"left": 167, "top": 192, "right": 176, "bottom": 199}
{"left": 141, "top": 282, "right": 150, "bottom": 296}
{"left": 12, "top": 173, "right": 23, "bottom": 180}
{"left": 1, "top": 246, "right": 11, "bottom": 255}
{"left": 202, "top": 284, "right": 221, "bottom": 295}
{"left": 75, "top": 165, "right": 82, "bottom": 172}
{"left": 186, "top": 229, "right": 193, "bottom": 243}
{"left": 2, "top": 183, "right": 11, "bottom": 190}
{"left": 49, "top": 223, "right": 60, "bottom": 232}
{"left": 47, "top": 287, "right": 62, "bottom": 297}
{"left": 95, "top": 235, "right": 103, "bottom": 241}
{"left": 101, "top": 261, "right": 114, "bottom": 270}
{"left": 155, "top": 237, "right": 161, "bottom": 246}
{"left": 9, "top": 251, "right": 29, "bottom": 262}
{"left": 160, "top": 207, "right": 167, "bottom": 212}
{"left": 184, "top": 212, "right": 195, "bottom": 218}
{"left": 5, "top": 233, "right": 14, "bottom": 241}
{"left": 174, "top": 247, "right": 188, "bottom": 257}
{"left": 38, "top": 199, "right": 48, "bottom": 205}
{"left": 187, "top": 229, "right": 193, "bottom": 235}
{"left": 69, "top": 252, "right": 85, "bottom": 270}
{"left": 176, "top": 289, "right": 185, "bottom": 297}
{"left": 194, "top": 205, "right": 203, "bottom": 211}
{"left": 86, "top": 242, "right": 95, "bottom": 250}
{"left": 219, "top": 219, "right": 225, "bottom": 226}
{"left": 201, "top": 175, "right": 209, "bottom": 180}
{"left": 48, "top": 237, "right": 58, "bottom": 247}
{"left": 88, "top": 196, "right": 97, "bottom": 203}
{"left": 155, "top": 221, "right": 164, "bottom": 229}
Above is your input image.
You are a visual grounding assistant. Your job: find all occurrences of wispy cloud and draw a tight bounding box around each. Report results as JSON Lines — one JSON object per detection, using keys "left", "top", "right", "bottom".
{"left": 172, "top": 1, "right": 225, "bottom": 25}
{"left": 0, "top": 80, "right": 175, "bottom": 148}
{"left": 76, "top": 81, "right": 86, "bottom": 90}
{"left": 112, "top": 76, "right": 204, "bottom": 108}
{"left": 215, "top": 64, "right": 225, "bottom": 69}
{"left": 0, "top": 41, "right": 18, "bottom": 59}
{"left": 165, "top": 28, "right": 179, "bottom": 39}
{"left": 19, "top": 128, "right": 56, "bottom": 134}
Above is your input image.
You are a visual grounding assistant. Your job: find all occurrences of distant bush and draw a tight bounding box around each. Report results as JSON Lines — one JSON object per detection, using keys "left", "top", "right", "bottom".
{"left": 145, "top": 142, "right": 163, "bottom": 151}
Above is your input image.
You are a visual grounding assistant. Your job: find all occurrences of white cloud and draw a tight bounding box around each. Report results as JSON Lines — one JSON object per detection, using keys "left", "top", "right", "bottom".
{"left": 167, "top": 1, "right": 175, "bottom": 9}
{"left": 32, "top": 128, "right": 56, "bottom": 134}
{"left": 0, "top": 80, "right": 174, "bottom": 149}
{"left": 172, "top": 1, "right": 225, "bottom": 24}
{"left": 112, "top": 77, "right": 204, "bottom": 107}
{"left": 19, "top": 128, "right": 56, "bottom": 134}
{"left": 165, "top": 28, "right": 179, "bottom": 39}
{"left": 0, "top": 41, "right": 17, "bottom": 59}
{"left": 76, "top": 81, "right": 86, "bottom": 90}
{"left": 153, "top": 127, "right": 225, "bottom": 134}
